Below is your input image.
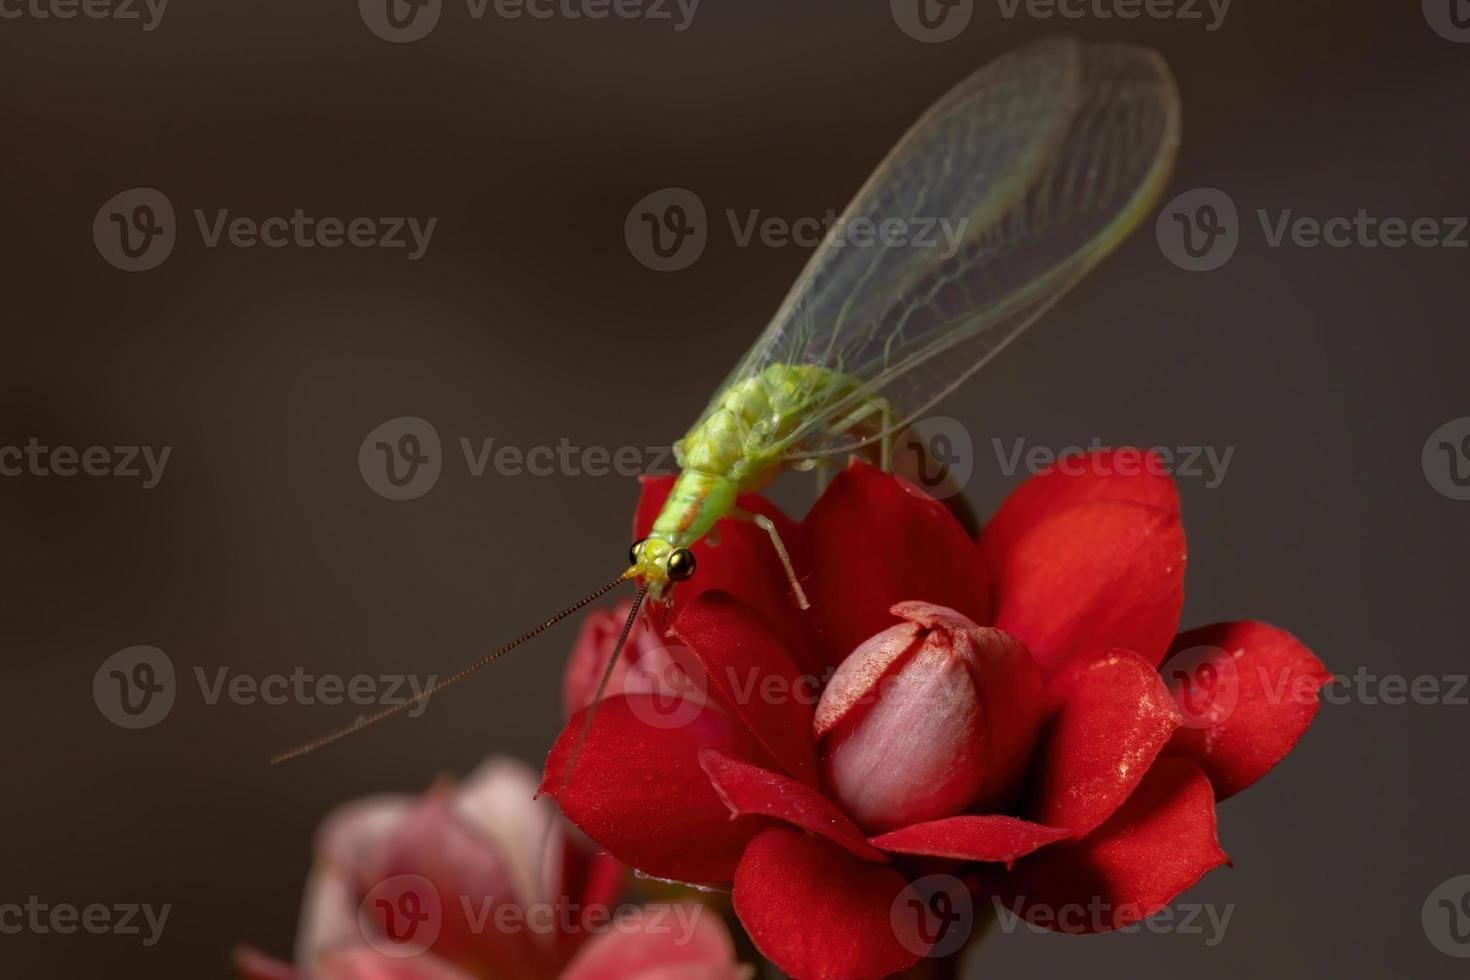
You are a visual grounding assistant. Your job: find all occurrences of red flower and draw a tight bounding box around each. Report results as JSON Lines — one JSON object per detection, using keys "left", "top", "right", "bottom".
{"left": 236, "top": 757, "right": 747, "bottom": 980}
{"left": 542, "top": 454, "right": 1329, "bottom": 980}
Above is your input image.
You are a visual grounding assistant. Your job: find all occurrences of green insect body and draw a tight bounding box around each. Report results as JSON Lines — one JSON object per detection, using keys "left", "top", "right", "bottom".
{"left": 635, "top": 363, "right": 873, "bottom": 600}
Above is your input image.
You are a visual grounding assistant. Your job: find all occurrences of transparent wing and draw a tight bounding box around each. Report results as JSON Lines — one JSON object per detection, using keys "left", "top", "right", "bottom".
{"left": 686, "top": 38, "right": 1181, "bottom": 461}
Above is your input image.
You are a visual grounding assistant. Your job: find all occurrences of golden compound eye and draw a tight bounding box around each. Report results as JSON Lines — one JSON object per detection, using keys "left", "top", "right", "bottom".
{"left": 666, "top": 548, "right": 696, "bottom": 582}
{"left": 628, "top": 538, "right": 648, "bottom": 566}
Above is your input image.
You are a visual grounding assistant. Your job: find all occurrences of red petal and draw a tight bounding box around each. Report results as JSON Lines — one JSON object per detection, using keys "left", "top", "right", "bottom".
{"left": 1027, "top": 649, "right": 1183, "bottom": 839}
{"left": 987, "top": 757, "right": 1228, "bottom": 934}
{"left": 804, "top": 461, "right": 988, "bottom": 666}
{"left": 560, "top": 903, "right": 744, "bottom": 980}
{"left": 670, "top": 593, "right": 818, "bottom": 785}
{"left": 633, "top": 476, "right": 817, "bottom": 666}
{"left": 1162, "top": 622, "right": 1330, "bottom": 800}
{"left": 980, "top": 448, "right": 1180, "bottom": 575}
{"left": 869, "top": 816, "right": 1069, "bottom": 866}
{"left": 541, "top": 695, "right": 769, "bottom": 884}
{"left": 699, "top": 749, "right": 886, "bottom": 862}
{"left": 562, "top": 599, "right": 665, "bottom": 719}
{"left": 992, "top": 501, "right": 1186, "bottom": 674}
{"left": 733, "top": 827, "right": 925, "bottom": 979}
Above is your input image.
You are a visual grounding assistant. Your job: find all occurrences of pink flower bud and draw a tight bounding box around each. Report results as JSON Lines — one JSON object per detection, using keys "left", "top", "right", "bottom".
{"left": 814, "top": 602, "right": 1043, "bottom": 833}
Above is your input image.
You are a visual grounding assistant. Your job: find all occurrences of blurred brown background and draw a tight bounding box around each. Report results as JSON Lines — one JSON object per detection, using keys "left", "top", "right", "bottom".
{"left": 2, "top": 0, "right": 1468, "bottom": 976}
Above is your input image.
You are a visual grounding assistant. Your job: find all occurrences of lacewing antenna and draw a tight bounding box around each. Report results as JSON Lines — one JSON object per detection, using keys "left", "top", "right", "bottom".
{"left": 269, "top": 569, "right": 635, "bottom": 765}
{"left": 555, "top": 582, "right": 649, "bottom": 798}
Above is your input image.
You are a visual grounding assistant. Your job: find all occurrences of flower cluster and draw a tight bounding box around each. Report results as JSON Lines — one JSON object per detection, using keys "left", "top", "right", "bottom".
{"left": 544, "top": 452, "right": 1328, "bottom": 979}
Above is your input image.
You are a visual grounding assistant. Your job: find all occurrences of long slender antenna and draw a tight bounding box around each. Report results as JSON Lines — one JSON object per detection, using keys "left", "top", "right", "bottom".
{"left": 555, "top": 582, "right": 648, "bottom": 797}
{"left": 270, "top": 569, "right": 634, "bottom": 765}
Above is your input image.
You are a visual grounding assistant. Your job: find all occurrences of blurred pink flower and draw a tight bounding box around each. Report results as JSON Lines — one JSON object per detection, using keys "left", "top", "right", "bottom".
{"left": 237, "top": 757, "right": 747, "bottom": 980}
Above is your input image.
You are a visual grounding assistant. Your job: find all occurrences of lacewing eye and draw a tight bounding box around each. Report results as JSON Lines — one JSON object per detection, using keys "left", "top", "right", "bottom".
{"left": 667, "top": 548, "right": 696, "bottom": 582}
{"left": 629, "top": 538, "right": 648, "bottom": 565}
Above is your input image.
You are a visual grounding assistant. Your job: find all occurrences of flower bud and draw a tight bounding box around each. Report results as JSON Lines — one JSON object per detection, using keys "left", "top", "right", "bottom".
{"left": 814, "top": 602, "right": 1043, "bottom": 833}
